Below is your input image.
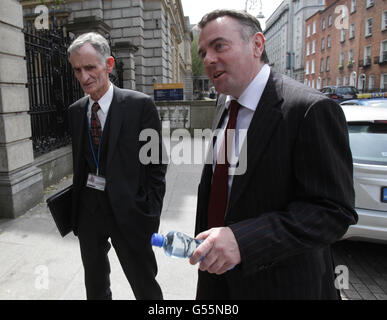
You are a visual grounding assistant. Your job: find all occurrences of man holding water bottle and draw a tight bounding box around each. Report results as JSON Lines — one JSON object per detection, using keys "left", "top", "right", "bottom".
{"left": 189, "top": 9, "right": 357, "bottom": 299}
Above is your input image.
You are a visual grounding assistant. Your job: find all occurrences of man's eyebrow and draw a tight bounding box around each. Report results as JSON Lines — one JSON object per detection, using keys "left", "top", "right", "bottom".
{"left": 73, "top": 64, "right": 95, "bottom": 69}
{"left": 209, "top": 37, "right": 227, "bottom": 46}
{"left": 198, "top": 37, "right": 228, "bottom": 56}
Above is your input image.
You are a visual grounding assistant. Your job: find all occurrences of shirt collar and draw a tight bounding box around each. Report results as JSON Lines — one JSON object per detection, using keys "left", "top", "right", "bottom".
{"left": 226, "top": 64, "right": 270, "bottom": 111}
{"left": 88, "top": 82, "right": 114, "bottom": 114}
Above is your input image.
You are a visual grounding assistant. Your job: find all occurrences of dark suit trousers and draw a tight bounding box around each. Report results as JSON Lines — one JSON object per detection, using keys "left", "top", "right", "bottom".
{"left": 77, "top": 187, "right": 162, "bottom": 300}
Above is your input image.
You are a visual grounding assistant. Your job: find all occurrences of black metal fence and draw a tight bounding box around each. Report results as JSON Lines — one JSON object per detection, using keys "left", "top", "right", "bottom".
{"left": 24, "top": 26, "right": 83, "bottom": 156}
{"left": 24, "top": 26, "right": 124, "bottom": 156}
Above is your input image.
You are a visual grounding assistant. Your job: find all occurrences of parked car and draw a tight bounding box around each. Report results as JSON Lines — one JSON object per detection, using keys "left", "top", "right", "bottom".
{"left": 340, "top": 105, "right": 387, "bottom": 243}
{"left": 340, "top": 98, "right": 387, "bottom": 108}
{"left": 320, "top": 86, "right": 358, "bottom": 102}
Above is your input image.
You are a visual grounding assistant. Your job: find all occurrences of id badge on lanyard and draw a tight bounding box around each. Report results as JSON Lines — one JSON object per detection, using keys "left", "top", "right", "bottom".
{"left": 86, "top": 116, "right": 106, "bottom": 191}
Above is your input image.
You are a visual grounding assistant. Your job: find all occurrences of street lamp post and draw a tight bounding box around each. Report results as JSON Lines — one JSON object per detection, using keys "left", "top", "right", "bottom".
{"left": 245, "top": 0, "right": 265, "bottom": 19}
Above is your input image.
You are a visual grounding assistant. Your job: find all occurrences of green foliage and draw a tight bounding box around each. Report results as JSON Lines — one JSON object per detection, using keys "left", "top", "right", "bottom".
{"left": 191, "top": 35, "right": 205, "bottom": 76}
{"left": 40, "top": 0, "right": 65, "bottom": 7}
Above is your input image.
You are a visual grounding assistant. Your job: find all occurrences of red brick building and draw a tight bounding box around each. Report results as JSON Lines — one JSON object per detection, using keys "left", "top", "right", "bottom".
{"left": 304, "top": 0, "right": 387, "bottom": 92}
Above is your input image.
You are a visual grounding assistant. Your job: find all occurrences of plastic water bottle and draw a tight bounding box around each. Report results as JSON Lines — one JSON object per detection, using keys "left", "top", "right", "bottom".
{"left": 151, "top": 231, "right": 203, "bottom": 258}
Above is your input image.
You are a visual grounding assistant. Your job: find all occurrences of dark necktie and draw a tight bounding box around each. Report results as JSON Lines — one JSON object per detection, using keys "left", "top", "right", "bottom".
{"left": 90, "top": 102, "right": 102, "bottom": 154}
{"left": 207, "top": 100, "right": 241, "bottom": 229}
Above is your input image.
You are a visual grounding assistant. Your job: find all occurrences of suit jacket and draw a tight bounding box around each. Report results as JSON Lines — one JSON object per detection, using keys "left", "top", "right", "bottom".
{"left": 195, "top": 70, "right": 358, "bottom": 299}
{"left": 68, "top": 85, "right": 167, "bottom": 242}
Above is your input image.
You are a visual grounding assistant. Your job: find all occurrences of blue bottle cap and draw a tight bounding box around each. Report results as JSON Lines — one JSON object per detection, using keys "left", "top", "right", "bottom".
{"left": 151, "top": 233, "right": 164, "bottom": 247}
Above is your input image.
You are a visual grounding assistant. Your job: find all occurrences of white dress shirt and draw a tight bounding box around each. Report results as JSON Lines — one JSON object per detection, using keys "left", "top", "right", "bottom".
{"left": 213, "top": 64, "right": 271, "bottom": 194}
{"left": 87, "top": 82, "right": 114, "bottom": 131}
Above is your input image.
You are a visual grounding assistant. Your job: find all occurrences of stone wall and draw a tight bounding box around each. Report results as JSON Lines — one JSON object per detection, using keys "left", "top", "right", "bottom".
{"left": 0, "top": 0, "right": 43, "bottom": 218}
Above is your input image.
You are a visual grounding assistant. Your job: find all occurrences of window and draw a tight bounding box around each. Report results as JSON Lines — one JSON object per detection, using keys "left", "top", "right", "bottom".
{"left": 343, "top": 76, "right": 348, "bottom": 86}
{"left": 366, "top": 0, "right": 374, "bottom": 9}
{"left": 348, "top": 122, "right": 387, "bottom": 166}
{"left": 340, "top": 29, "right": 346, "bottom": 42}
{"left": 349, "top": 24, "right": 355, "bottom": 39}
{"left": 320, "top": 58, "right": 324, "bottom": 72}
{"left": 327, "top": 35, "right": 331, "bottom": 48}
{"left": 306, "top": 42, "right": 310, "bottom": 56}
{"left": 364, "top": 46, "right": 371, "bottom": 66}
{"left": 321, "top": 38, "right": 325, "bottom": 51}
{"left": 382, "top": 11, "right": 387, "bottom": 31}
{"left": 381, "top": 74, "right": 387, "bottom": 90}
{"left": 305, "top": 61, "right": 309, "bottom": 75}
{"left": 336, "top": 77, "right": 341, "bottom": 86}
{"left": 368, "top": 75, "right": 375, "bottom": 90}
{"left": 312, "top": 40, "right": 316, "bottom": 54}
{"left": 380, "top": 40, "right": 387, "bottom": 63}
{"left": 339, "top": 52, "right": 345, "bottom": 66}
{"left": 328, "top": 15, "right": 332, "bottom": 27}
{"left": 322, "top": 19, "right": 326, "bottom": 30}
{"left": 313, "top": 21, "right": 316, "bottom": 34}
{"left": 350, "top": 0, "right": 356, "bottom": 13}
{"left": 365, "top": 18, "right": 373, "bottom": 37}
{"left": 326, "top": 56, "right": 330, "bottom": 71}
{"left": 311, "top": 59, "right": 315, "bottom": 74}
{"left": 307, "top": 25, "right": 310, "bottom": 37}
{"left": 348, "top": 49, "right": 354, "bottom": 64}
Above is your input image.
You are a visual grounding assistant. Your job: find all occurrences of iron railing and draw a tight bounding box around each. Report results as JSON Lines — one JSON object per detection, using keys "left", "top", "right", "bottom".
{"left": 24, "top": 26, "right": 83, "bottom": 156}
{"left": 24, "top": 26, "right": 124, "bottom": 156}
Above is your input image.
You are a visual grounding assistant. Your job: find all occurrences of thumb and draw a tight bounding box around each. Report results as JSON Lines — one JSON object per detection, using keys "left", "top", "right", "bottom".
{"left": 195, "top": 229, "right": 212, "bottom": 241}
{"left": 190, "top": 229, "right": 214, "bottom": 265}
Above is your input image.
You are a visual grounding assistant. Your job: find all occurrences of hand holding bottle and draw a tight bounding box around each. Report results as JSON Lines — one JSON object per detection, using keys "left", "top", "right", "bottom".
{"left": 189, "top": 227, "right": 241, "bottom": 275}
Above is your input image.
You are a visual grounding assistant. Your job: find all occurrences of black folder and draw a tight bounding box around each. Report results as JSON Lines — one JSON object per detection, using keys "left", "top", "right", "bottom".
{"left": 46, "top": 185, "right": 73, "bottom": 237}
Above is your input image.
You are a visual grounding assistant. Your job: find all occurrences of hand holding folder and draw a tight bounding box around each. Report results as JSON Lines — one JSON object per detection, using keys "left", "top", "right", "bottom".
{"left": 46, "top": 185, "right": 73, "bottom": 237}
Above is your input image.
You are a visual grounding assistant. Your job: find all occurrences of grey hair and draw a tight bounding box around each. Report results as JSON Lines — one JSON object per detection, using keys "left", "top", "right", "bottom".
{"left": 67, "top": 32, "right": 111, "bottom": 63}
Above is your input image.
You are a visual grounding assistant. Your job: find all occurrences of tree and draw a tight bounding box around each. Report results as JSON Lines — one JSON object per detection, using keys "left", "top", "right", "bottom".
{"left": 191, "top": 35, "right": 205, "bottom": 76}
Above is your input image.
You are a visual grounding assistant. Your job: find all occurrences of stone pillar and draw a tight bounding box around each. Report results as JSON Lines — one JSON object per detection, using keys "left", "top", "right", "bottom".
{"left": 0, "top": 0, "right": 43, "bottom": 218}
{"left": 113, "top": 41, "right": 138, "bottom": 90}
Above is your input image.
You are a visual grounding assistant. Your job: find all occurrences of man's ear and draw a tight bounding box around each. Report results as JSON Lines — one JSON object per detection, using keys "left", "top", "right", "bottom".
{"left": 252, "top": 32, "right": 265, "bottom": 59}
{"left": 106, "top": 56, "right": 115, "bottom": 73}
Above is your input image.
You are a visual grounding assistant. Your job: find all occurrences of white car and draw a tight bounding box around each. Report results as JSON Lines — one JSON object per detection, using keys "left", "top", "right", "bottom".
{"left": 340, "top": 105, "right": 387, "bottom": 243}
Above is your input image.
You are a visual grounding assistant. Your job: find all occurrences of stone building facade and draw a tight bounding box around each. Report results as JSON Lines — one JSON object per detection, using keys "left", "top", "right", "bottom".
{"left": 20, "top": 0, "right": 193, "bottom": 99}
{"left": 0, "top": 0, "right": 44, "bottom": 218}
{"left": 264, "top": 0, "right": 325, "bottom": 82}
{"left": 304, "top": 0, "right": 387, "bottom": 91}
{"left": 0, "top": 0, "right": 193, "bottom": 219}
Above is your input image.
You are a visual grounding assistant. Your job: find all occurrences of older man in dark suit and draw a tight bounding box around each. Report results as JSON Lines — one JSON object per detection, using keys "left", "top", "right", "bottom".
{"left": 189, "top": 10, "right": 357, "bottom": 299}
{"left": 67, "top": 32, "right": 166, "bottom": 300}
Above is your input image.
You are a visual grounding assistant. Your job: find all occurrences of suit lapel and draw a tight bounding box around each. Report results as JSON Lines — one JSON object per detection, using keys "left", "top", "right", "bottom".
{"left": 106, "top": 86, "right": 124, "bottom": 170}
{"left": 73, "top": 97, "right": 88, "bottom": 179}
{"left": 211, "top": 94, "right": 228, "bottom": 131}
{"left": 227, "top": 71, "right": 284, "bottom": 214}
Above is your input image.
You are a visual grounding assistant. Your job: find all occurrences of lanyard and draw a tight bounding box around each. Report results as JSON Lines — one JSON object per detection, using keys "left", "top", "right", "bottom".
{"left": 87, "top": 116, "right": 103, "bottom": 176}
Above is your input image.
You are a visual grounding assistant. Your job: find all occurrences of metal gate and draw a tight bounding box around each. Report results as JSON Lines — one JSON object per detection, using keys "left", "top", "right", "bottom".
{"left": 24, "top": 26, "right": 124, "bottom": 156}
{"left": 24, "top": 26, "right": 83, "bottom": 156}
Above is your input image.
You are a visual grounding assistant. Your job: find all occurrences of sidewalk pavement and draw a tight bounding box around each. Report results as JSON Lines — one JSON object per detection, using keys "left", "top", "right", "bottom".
{"left": 0, "top": 161, "right": 204, "bottom": 300}
{"left": 2, "top": 147, "right": 385, "bottom": 301}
